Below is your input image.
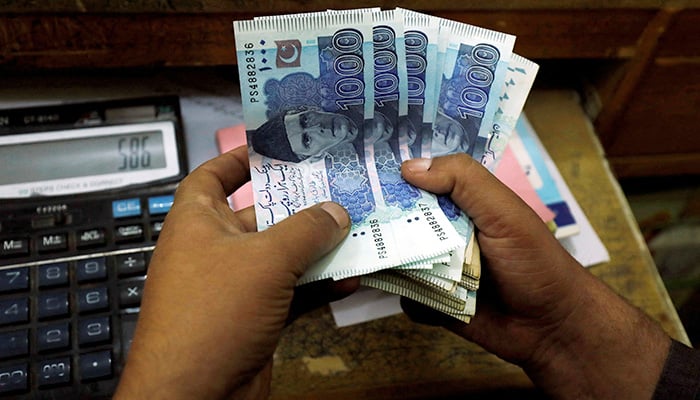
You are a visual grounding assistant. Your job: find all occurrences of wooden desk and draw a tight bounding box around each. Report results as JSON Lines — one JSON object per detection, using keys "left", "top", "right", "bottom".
{"left": 269, "top": 90, "right": 689, "bottom": 400}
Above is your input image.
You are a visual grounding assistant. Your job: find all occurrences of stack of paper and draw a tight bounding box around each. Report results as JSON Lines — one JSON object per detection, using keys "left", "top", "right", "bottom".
{"left": 497, "top": 116, "right": 579, "bottom": 238}
{"left": 232, "top": 8, "right": 539, "bottom": 322}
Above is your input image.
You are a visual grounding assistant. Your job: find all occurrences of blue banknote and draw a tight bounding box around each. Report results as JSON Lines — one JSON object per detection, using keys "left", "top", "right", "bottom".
{"left": 433, "top": 20, "right": 515, "bottom": 159}
{"left": 400, "top": 9, "right": 440, "bottom": 160}
{"left": 427, "top": 17, "right": 515, "bottom": 275}
{"left": 368, "top": 10, "right": 416, "bottom": 212}
{"left": 235, "top": 13, "right": 398, "bottom": 282}
{"left": 481, "top": 54, "right": 539, "bottom": 171}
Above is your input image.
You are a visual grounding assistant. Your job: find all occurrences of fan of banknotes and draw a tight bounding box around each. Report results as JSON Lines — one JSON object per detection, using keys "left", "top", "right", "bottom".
{"left": 232, "top": 8, "right": 538, "bottom": 322}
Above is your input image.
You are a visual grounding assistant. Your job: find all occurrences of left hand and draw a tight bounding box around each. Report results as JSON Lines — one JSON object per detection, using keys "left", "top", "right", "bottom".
{"left": 400, "top": 154, "right": 670, "bottom": 399}
{"left": 114, "top": 146, "right": 357, "bottom": 400}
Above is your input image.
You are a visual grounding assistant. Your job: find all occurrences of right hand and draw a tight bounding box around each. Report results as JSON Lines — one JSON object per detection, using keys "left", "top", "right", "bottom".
{"left": 401, "top": 154, "right": 670, "bottom": 399}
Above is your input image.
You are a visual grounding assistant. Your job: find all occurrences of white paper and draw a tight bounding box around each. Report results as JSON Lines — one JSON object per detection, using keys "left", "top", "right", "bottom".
{"left": 329, "top": 287, "right": 402, "bottom": 327}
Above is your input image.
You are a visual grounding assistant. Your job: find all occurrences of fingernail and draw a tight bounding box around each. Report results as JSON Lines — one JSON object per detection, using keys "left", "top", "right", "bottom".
{"left": 405, "top": 158, "right": 432, "bottom": 173}
{"left": 320, "top": 202, "right": 350, "bottom": 229}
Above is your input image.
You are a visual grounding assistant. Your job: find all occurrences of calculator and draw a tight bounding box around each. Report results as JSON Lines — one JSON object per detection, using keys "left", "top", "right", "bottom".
{"left": 0, "top": 96, "right": 188, "bottom": 398}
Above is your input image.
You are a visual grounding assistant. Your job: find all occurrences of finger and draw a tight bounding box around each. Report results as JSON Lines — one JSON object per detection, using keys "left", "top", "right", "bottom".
{"left": 177, "top": 146, "right": 250, "bottom": 202}
{"left": 401, "top": 154, "right": 546, "bottom": 239}
{"left": 400, "top": 296, "right": 506, "bottom": 349}
{"left": 287, "top": 277, "right": 360, "bottom": 324}
{"left": 233, "top": 206, "right": 258, "bottom": 232}
{"left": 259, "top": 202, "right": 351, "bottom": 278}
{"left": 400, "top": 265, "right": 501, "bottom": 329}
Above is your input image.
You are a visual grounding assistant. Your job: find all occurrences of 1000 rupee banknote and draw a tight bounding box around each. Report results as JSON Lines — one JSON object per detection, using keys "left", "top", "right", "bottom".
{"left": 234, "top": 13, "right": 461, "bottom": 283}
{"left": 480, "top": 54, "right": 539, "bottom": 171}
{"left": 398, "top": 9, "right": 440, "bottom": 160}
{"left": 434, "top": 20, "right": 515, "bottom": 159}
{"left": 235, "top": 14, "right": 398, "bottom": 282}
{"left": 428, "top": 18, "right": 515, "bottom": 279}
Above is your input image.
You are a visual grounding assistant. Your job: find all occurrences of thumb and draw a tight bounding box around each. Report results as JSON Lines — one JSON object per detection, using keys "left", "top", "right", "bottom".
{"left": 401, "top": 153, "right": 547, "bottom": 240}
{"left": 258, "top": 202, "right": 351, "bottom": 278}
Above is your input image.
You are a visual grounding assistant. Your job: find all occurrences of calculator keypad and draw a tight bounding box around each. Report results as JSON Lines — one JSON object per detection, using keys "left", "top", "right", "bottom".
{"left": 0, "top": 192, "right": 174, "bottom": 397}
{"left": 0, "top": 252, "right": 151, "bottom": 397}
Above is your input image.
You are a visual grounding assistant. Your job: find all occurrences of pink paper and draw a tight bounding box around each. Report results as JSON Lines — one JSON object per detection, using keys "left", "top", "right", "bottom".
{"left": 215, "top": 124, "right": 254, "bottom": 210}
{"left": 494, "top": 146, "right": 556, "bottom": 223}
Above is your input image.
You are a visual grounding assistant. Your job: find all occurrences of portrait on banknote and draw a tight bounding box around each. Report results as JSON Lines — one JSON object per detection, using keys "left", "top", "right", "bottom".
{"left": 431, "top": 108, "right": 476, "bottom": 157}
{"left": 243, "top": 68, "right": 377, "bottom": 228}
{"left": 248, "top": 105, "right": 361, "bottom": 163}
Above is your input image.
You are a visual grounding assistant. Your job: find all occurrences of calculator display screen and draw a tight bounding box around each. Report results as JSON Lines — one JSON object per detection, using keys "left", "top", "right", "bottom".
{"left": 0, "top": 121, "right": 181, "bottom": 198}
{"left": 1, "top": 130, "right": 166, "bottom": 184}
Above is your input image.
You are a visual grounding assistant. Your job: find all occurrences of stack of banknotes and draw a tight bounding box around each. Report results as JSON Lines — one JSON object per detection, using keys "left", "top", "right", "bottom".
{"left": 233, "top": 8, "right": 538, "bottom": 322}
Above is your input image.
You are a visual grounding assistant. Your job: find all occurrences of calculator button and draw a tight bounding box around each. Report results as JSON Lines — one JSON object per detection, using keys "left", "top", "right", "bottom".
{"left": 77, "top": 228, "right": 106, "bottom": 249}
{"left": 37, "top": 323, "right": 70, "bottom": 352}
{"left": 0, "top": 363, "right": 29, "bottom": 394}
{"left": 0, "top": 267, "right": 29, "bottom": 293}
{"left": 112, "top": 198, "right": 141, "bottom": 219}
{"left": 0, "top": 329, "right": 29, "bottom": 359}
{"left": 79, "top": 350, "right": 112, "bottom": 381}
{"left": 31, "top": 215, "right": 56, "bottom": 229}
{"left": 37, "top": 292, "right": 69, "bottom": 319}
{"left": 76, "top": 257, "right": 107, "bottom": 282}
{"left": 0, "top": 238, "right": 30, "bottom": 257}
{"left": 116, "top": 253, "right": 147, "bottom": 276}
{"left": 114, "top": 224, "right": 144, "bottom": 242}
{"left": 148, "top": 195, "right": 174, "bottom": 215}
{"left": 37, "top": 233, "right": 68, "bottom": 253}
{"left": 38, "top": 262, "right": 69, "bottom": 287}
{"left": 37, "top": 357, "right": 71, "bottom": 387}
{"left": 119, "top": 280, "right": 144, "bottom": 308}
{"left": 77, "top": 287, "right": 110, "bottom": 313}
{"left": 0, "top": 297, "right": 29, "bottom": 325}
{"left": 78, "top": 316, "right": 111, "bottom": 346}
{"left": 151, "top": 220, "right": 165, "bottom": 238}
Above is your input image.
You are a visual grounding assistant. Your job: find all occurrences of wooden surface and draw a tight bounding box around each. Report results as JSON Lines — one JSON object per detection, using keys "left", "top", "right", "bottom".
{"left": 268, "top": 90, "right": 689, "bottom": 400}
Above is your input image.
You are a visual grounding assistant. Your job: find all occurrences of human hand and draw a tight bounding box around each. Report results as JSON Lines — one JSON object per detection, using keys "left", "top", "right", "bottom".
{"left": 114, "top": 146, "right": 357, "bottom": 400}
{"left": 401, "top": 154, "right": 670, "bottom": 399}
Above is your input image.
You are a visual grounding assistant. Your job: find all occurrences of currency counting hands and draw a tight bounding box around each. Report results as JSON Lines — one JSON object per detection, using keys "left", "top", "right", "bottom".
{"left": 233, "top": 8, "right": 538, "bottom": 322}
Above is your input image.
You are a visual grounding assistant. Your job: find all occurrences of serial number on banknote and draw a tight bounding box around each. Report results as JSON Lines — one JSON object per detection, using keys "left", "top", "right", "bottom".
{"left": 419, "top": 203, "right": 448, "bottom": 241}
{"left": 242, "top": 43, "right": 261, "bottom": 103}
{"left": 370, "top": 218, "right": 389, "bottom": 259}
